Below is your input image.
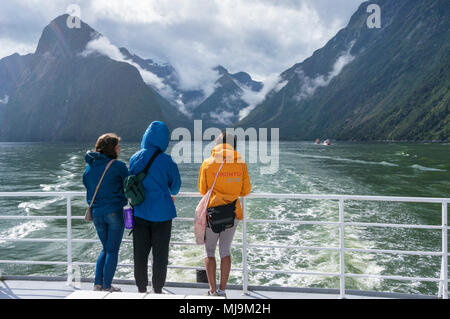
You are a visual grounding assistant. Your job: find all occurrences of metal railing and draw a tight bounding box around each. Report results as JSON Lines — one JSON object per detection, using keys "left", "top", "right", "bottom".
{"left": 0, "top": 191, "right": 448, "bottom": 299}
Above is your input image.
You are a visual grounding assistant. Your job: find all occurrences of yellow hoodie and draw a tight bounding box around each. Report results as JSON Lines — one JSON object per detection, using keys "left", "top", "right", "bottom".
{"left": 198, "top": 143, "right": 251, "bottom": 220}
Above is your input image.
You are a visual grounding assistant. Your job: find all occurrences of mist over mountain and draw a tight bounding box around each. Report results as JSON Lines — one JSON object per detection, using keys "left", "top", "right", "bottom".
{"left": 119, "top": 50, "right": 263, "bottom": 128}
{"left": 238, "top": 0, "right": 449, "bottom": 142}
{"left": 190, "top": 65, "right": 263, "bottom": 127}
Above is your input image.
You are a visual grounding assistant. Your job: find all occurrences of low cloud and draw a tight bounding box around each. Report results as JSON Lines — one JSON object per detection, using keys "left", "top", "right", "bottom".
{"left": 295, "top": 42, "right": 355, "bottom": 101}
{"left": 172, "top": 60, "right": 221, "bottom": 98}
{"left": 0, "top": 38, "right": 35, "bottom": 60}
{"left": 81, "top": 35, "right": 176, "bottom": 100}
{"left": 81, "top": 35, "right": 224, "bottom": 113}
{"left": 174, "top": 94, "right": 191, "bottom": 117}
{"left": 209, "top": 110, "right": 235, "bottom": 126}
{"left": 239, "top": 74, "right": 287, "bottom": 120}
{"left": 0, "top": 95, "right": 9, "bottom": 104}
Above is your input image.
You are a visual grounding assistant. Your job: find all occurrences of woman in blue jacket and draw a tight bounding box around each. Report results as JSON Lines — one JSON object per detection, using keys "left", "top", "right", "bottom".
{"left": 83, "top": 133, "right": 129, "bottom": 292}
{"left": 129, "top": 121, "right": 181, "bottom": 293}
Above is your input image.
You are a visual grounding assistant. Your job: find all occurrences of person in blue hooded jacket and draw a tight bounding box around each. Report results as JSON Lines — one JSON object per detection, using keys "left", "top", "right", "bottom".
{"left": 129, "top": 121, "right": 181, "bottom": 293}
{"left": 82, "top": 133, "right": 129, "bottom": 292}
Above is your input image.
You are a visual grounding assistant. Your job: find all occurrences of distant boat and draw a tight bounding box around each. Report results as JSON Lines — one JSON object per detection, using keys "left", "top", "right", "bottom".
{"left": 323, "top": 139, "right": 331, "bottom": 146}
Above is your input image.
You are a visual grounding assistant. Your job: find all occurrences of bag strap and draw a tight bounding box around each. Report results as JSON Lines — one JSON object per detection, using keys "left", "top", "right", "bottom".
{"left": 209, "top": 161, "right": 225, "bottom": 194}
{"left": 89, "top": 159, "right": 116, "bottom": 209}
{"left": 142, "top": 149, "right": 161, "bottom": 176}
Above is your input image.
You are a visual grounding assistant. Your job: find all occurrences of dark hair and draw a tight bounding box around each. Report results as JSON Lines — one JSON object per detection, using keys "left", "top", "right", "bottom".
{"left": 95, "top": 133, "right": 121, "bottom": 159}
{"left": 215, "top": 131, "right": 237, "bottom": 149}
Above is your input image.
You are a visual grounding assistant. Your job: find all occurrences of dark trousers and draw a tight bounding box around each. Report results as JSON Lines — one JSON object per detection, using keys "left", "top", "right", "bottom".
{"left": 133, "top": 217, "right": 172, "bottom": 293}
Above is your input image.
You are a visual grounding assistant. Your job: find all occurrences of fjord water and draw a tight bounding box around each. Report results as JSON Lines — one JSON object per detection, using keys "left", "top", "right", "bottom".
{"left": 0, "top": 141, "right": 448, "bottom": 295}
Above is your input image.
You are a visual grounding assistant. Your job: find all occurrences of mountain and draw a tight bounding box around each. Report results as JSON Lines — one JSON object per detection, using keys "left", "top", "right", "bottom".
{"left": 0, "top": 53, "right": 33, "bottom": 99}
{"left": 119, "top": 47, "right": 204, "bottom": 112}
{"left": 121, "top": 49, "right": 263, "bottom": 128}
{"left": 239, "top": 0, "right": 450, "bottom": 142}
{"left": 192, "top": 65, "right": 263, "bottom": 127}
{"left": 0, "top": 14, "right": 191, "bottom": 142}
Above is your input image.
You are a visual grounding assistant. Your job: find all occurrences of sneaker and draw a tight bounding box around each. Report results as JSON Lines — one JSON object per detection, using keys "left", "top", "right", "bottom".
{"left": 138, "top": 289, "right": 149, "bottom": 294}
{"left": 216, "top": 289, "right": 227, "bottom": 298}
{"left": 204, "top": 290, "right": 219, "bottom": 297}
{"left": 93, "top": 285, "right": 103, "bottom": 291}
{"left": 152, "top": 289, "right": 166, "bottom": 294}
{"left": 103, "top": 285, "right": 121, "bottom": 292}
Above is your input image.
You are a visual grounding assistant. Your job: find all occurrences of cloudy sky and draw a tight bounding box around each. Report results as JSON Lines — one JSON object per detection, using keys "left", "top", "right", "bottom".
{"left": 0, "top": 0, "right": 364, "bottom": 85}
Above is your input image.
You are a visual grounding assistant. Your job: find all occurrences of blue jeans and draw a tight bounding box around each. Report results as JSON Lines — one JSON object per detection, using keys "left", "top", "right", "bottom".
{"left": 93, "top": 211, "right": 124, "bottom": 289}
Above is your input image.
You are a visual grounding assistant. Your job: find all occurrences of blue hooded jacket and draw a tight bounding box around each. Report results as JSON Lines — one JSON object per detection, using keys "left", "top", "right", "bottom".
{"left": 129, "top": 121, "right": 181, "bottom": 222}
{"left": 82, "top": 152, "right": 129, "bottom": 217}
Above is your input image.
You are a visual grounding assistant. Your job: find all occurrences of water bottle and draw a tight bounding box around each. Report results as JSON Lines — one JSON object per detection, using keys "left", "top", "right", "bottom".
{"left": 123, "top": 204, "right": 134, "bottom": 230}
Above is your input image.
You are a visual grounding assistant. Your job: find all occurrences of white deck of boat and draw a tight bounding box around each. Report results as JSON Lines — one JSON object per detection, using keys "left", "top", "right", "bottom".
{"left": 0, "top": 278, "right": 436, "bottom": 299}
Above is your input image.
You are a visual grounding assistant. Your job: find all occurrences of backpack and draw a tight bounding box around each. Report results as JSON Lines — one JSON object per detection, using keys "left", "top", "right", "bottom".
{"left": 123, "top": 149, "right": 161, "bottom": 206}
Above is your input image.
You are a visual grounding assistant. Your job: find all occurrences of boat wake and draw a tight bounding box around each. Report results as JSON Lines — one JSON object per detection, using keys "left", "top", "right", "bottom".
{"left": 410, "top": 164, "right": 446, "bottom": 172}
{"left": 287, "top": 152, "right": 399, "bottom": 167}
{"left": 0, "top": 220, "right": 47, "bottom": 244}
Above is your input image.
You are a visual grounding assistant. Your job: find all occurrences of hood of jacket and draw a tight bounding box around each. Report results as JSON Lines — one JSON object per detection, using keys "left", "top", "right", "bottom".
{"left": 84, "top": 151, "right": 111, "bottom": 166}
{"left": 141, "top": 121, "right": 170, "bottom": 152}
{"left": 211, "top": 143, "right": 242, "bottom": 162}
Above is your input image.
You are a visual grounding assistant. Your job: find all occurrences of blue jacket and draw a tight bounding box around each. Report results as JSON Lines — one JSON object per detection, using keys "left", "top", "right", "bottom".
{"left": 83, "top": 152, "right": 129, "bottom": 217}
{"left": 129, "top": 121, "right": 181, "bottom": 222}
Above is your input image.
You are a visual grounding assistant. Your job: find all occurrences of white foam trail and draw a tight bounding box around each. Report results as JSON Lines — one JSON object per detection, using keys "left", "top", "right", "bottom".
{"left": 40, "top": 182, "right": 72, "bottom": 192}
{"left": 286, "top": 152, "right": 399, "bottom": 167}
{"left": 39, "top": 152, "right": 83, "bottom": 193}
{"left": 378, "top": 161, "right": 399, "bottom": 167}
{"left": 0, "top": 221, "right": 47, "bottom": 244}
{"left": 18, "top": 197, "right": 62, "bottom": 214}
{"left": 410, "top": 164, "right": 446, "bottom": 172}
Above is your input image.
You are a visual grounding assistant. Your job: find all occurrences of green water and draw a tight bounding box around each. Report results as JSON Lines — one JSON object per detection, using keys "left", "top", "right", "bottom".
{"left": 0, "top": 141, "right": 449, "bottom": 295}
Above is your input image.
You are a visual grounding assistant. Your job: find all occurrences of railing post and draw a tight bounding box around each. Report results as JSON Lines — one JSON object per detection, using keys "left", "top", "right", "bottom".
{"left": 339, "top": 199, "right": 346, "bottom": 299}
{"left": 66, "top": 195, "right": 73, "bottom": 286}
{"left": 441, "top": 201, "right": 448, "bottom": 299}
{"left": 242, "top": 196, "right": 249, "bottom": 295}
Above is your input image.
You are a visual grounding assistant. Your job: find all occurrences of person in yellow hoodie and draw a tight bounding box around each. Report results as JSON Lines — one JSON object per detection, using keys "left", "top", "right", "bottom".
{"left": 198, "top": 132, "right": 251, "bottom": 297}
